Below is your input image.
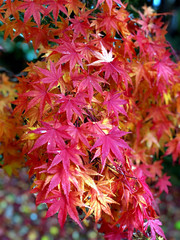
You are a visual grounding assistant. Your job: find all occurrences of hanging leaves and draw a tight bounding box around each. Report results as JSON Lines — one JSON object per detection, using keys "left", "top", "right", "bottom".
{"left": 0, "top": 1, "right": 179, "bottom": 239}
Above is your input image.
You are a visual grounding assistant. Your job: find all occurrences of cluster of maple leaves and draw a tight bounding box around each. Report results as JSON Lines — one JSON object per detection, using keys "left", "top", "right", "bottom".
{"left": 0, "top": 0, "right": 180, "bottom": 239}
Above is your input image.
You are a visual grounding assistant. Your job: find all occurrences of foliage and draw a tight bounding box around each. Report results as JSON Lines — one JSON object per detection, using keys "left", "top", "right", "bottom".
{"left": 0, "top": 0, "right": 180, "bottom": 239}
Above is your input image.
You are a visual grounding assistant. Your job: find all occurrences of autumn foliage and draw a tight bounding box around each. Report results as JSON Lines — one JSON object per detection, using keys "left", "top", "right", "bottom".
{"left": 0, "top": 0, "right": 180, "bottom": 239}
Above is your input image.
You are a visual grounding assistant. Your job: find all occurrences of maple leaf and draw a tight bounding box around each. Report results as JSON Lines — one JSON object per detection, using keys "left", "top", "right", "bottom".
{"left": 96, "top": 0, "right": 125, "bottom": 14}
{"left": 153, "top": 56, "right": 174, "bottom": 85}
{"left": 155, "top": 174, "right": 172, "bottom": 194}
{"left": 85, "top": 188, "right": 118, "bottom": 222}
{"left": 131, "top": 61, "right": 152, "bottom": 93}
{"left": 1, "top": 0, "right": 21, "bottom": 19}
{"left": 23, "top": 84, "right": 56, "bottom": 117}
{"left": 12, "top": 19, "right": 36, "bottom": 40}
{"left": 56, "top": 94, "right": 86, "bottom": 122}
{"left": 56, "top": 39, "right": 84, "bottom": 72}
{"left": 37, "top": 61, "right": 63, "bottom": 90}
{"left": 48, "top": 143, "right": 84, "bottom": 173}
{"left": 45, "top": 191, "right": 83, "bottom": 228}
{"left": 68, "top": 9, "right": 92, "bottom": 38}
{"left": 115, "top": 209, "right": 138, "bottom": 240}
{"left": 89, "top": 43, "right": 130, "bottom": 87}
{"left": 165, "top": 135, "right": 180, "bottom": 164}
{"left": 47, "top": 165, "right": 71, "bottom": 197}
{"left": 45, "top": 192, "right": 67, "bottom": 228}
{"left": 0, "top": 18, "right": 16, "bottom": 39}
{"left": 67, "top": 122, "right": 91, "bottom": 147}
{"left": 144, "top": 219, "right": 166, "bottom": 240}
{"left": 148, "top": 160, "right": 163, "bottom": 179}
{"left": 103, "top": 91, "right": 127, "bottom": 119}
{"left": 18, "top": 0, "right": 45, "bottom": 27}
{"left": 141, "top": 131, "right": 160, "bottom": 149}
{"left": 91, "top": 127, "right": 131, "bottom": 170}
{"left": 72, "top": 70, "right": 107, "bottom": 101}
{"left": 44, "top": 0, "right": 67, "bottom": 23}
{"left": 28, "top": 24, "right": 51, "bottom": 50}
{"left": 65, "top": 0, "right": 84, "bottom": 15}
{"left": 93, "top": 12, "right": 119, "bottom": 35}
{"left": 89, "top": 43, "right": 114, "bottom": 66}
{"left": 74, "top": 168, "right": 100, "bottom": 194}
{"left": 29, "top": 122, "right": 70, "bottom": 152}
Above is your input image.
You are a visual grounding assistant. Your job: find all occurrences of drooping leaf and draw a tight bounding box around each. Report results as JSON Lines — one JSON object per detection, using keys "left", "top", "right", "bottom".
{"left": 144, "top": 219, "right": 166, "bottom": 240}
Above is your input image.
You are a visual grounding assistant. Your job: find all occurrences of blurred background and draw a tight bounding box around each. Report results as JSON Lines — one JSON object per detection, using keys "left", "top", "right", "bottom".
{"left": 0, "top": 0, "right": 180, "bottom": 239}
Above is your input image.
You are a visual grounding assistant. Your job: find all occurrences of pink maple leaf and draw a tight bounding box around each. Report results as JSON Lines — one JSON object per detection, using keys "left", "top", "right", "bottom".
{"left": 155, "top": 174, "right": 172, "bottom": 194}
{"left": 45, "top": 191, "right": 83, "bottom": 228}
{"left": 103, "top": 91, "right": 127, "bottom": 119}
{"left": 18, "top": 0, "right": 45, "bottom": 26}
{"left": 48, "top": 143, "right": 84, "bottom": 173}
{"left": 29, "top": 121, "right": 70, "bottom": 152}
{"left": 37, "top": 61, "right": 63, "bottom": 90}
{"left": 91, "top": 126, "right": 131, "bottom": 170}
{"left": 56, "top": 94, "right": 86, "bottom": 122}
{"left": 96, "top": 0, "right": 125, "bottom": 14}
{"left": 56, "top": 40, "right": 84, "bottom": 72}
{"left": 144, "top": 219, "right": 166, "bottom": 240}
{"left": 44, "top": 0, "right": 67, "bottom": 22}
{"left": 72, "top": 70, "right": 107, "bottom": 101}
{"left": 23, "top": 84, "right": 56, "bottom": 117}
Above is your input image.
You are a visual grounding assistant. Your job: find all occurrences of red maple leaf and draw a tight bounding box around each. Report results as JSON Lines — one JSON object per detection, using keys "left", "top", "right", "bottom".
{"left": 18, "top": 0, "right": 45, "bottom": 27}
{"left": 56, "top": 40, "right": 84, "bottom": 72}
{"left": 153, "top": 56, "right": 174, "bottom": 85}
{"left": 73, "top": 70, "right": 107, "bottom": 101}
{"left": 13, "top": 94, "right": 29, "bottom": 115}
{"left": 45, "top": 192, "right": 68, "bottom": 228}
{"left": 45, "top": 191, "right": 83, "bottom": 228}
{"left": 149, "top": 160, "right": 163, "bottom": 179}
{"left": 48, "top": 143, "right": 84, "bottom": 173}
{"left": 23, "top": 84, "right": 56, "bottom": 117}
{"left": 96, "top": 0, "right": 125, "bottom": 14}
{"left": 30, "top": 122, "right": 70, "bottom": 152}
{"left": 44, "top": 0, "right": 67, "bottom": 23}
{"left": 155, "top": 174, "right": 172, "bottom": 194}
{"left": 37, "top": 61, "right": 63, "bottom": 90}
{"left": 144, "top": 219, "right": 166, "bottom": 240}
{"left": 89, "top": 43, "right": 131, "bottom": 87}
{"left": 91, "top": 126, "right": 131, "bottom": 170}
{"left": 103, "top": 91, "right": 127, "bottom": 119}
{"left": 165, "top": 135, "right": 180, "bottom": 164}
{"left": 67, "top": 122, "right": 91, "bottom": 147}
{"left": 47, "top": 165, "right": 71, "bottom": 197}
{"left": 57, "top": 94, "right": 86, "bottom": 122}
{"left": 68, "top": 9, "right": 92, "bottom": 38}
